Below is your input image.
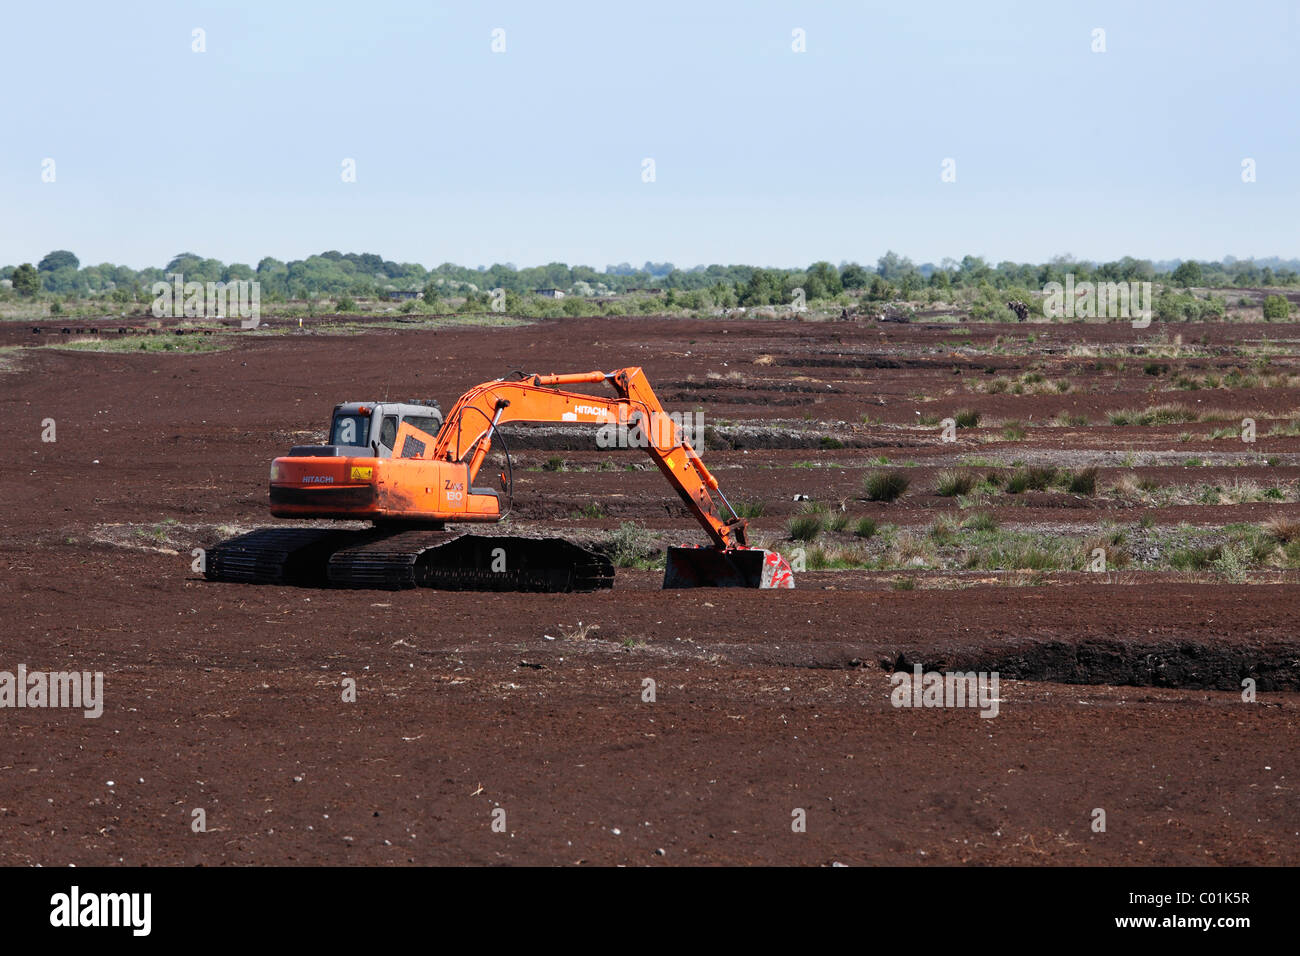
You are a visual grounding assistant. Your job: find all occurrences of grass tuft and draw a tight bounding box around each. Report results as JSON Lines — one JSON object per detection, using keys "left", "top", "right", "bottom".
{"left": 863, "top": 470, "right": 910, "bottom": 502}
{"left": 787, "top": 513, "right": 824, "bottom": 542}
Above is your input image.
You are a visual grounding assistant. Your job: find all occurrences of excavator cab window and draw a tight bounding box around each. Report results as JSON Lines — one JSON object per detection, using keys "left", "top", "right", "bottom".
{"left": 330, "top": 413, "right": 370, "bottom": 447}
{"left": 378, "top": 415, "right": 399, "bottom": 451}
{"left": 402, "top": 414, "right": 442, "bottom": 438}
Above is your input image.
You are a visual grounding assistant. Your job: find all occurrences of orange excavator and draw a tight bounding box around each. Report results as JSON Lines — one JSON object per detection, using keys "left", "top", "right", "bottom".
{"left": 205, "top": 367, "right": 794, "bottom": 591}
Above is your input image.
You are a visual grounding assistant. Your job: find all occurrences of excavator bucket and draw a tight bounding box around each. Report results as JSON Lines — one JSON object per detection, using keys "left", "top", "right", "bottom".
{"left": 662, "top": 546, "right": 795, "bottom": 589}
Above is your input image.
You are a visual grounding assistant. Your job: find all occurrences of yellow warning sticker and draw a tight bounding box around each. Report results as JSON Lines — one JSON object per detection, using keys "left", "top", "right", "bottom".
{"left": 350, "top": 466, "right": 373, "bottom": 481}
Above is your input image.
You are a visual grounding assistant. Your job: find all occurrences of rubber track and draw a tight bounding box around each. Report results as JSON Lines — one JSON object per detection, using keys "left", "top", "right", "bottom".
{"left": 203, "top": 527, "right": 357, "bottom": 586}
{"left": 205, "top": 527, "right": 613, "bottom": 593}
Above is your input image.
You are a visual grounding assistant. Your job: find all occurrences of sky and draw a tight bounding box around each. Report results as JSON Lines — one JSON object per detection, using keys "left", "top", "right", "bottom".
{"left": 2, "top": 0, "right": 1297, "bottom": 270}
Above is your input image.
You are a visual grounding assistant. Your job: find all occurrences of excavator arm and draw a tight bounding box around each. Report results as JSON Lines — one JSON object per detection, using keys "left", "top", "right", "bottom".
{"left": 399, "top": 367, "right": 749, "bottom": 549}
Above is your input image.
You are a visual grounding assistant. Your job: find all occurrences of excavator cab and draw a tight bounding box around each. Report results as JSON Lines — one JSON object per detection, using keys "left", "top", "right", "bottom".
{"left": 293, "top": 401, "right": 444, "bottom": 458}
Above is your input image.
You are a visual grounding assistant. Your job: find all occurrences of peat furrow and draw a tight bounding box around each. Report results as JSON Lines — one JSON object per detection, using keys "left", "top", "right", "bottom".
{"left": 716, "top": 637, "right": 1300, "bottom": 691}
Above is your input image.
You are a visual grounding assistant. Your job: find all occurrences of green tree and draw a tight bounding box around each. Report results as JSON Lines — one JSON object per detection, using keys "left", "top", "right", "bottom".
{"left": 165, "top": 252, "right": 224, "bottom": 283}
{"left": 959, "top": 255, "right": 991, "bottom": 284}
{"left": 712, "top": 282, "right": 738, "bottom": 308}
{"left": 43, "top": 267, "right": 82, "bottom": 294}
{"left": 839, "top": 263, "right": 869, "bottom": 289}
{"left": 805, "top": 261, "right": 842, "bottom": 299}
{"left": 38, "top": 250, "right": 79, "bottom": 273}
{"left": 866, "top": 275, "right": 895, "bottom": 301}
{"left": 739, "top": 269, "right": 780, "bottom": 306}
{"left": 876, "top": 250, "right": 915, "bottom": 282}
{"left": 1171, "top": 260, "right": 1203, "bottom": 287}
{"left": 11, "top": 263, "right": 40, "bottom": 296}
{"left": 224, "top": 263, "right": 256, "bottom": 282}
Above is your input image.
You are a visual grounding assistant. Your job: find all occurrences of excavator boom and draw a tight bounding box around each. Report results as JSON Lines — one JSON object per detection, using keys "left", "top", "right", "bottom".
{"left": 410, "top": 367, "right": 748, "bottom": 550}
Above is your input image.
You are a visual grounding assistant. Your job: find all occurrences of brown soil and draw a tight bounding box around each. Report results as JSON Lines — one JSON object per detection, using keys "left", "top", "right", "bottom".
{"left": 1, "top": 314, "right": 1296, "bottom": 865}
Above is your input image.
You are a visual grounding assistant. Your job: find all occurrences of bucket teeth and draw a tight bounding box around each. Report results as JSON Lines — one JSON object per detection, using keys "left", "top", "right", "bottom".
{"left": 662, "top": 546, "right": 796, "bottom": 589}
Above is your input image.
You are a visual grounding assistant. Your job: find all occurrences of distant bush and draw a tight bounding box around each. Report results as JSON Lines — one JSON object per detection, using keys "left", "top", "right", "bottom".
{"left": 954, "top": 408, "right": 981, "bottom": 428}
{"left": 1263, "top": 294, "right": 1291, "bottom": 320}
{"left": 1155, "top": 289, "right": 1224, "bottom": 322}
{"left": 969, "top": 282, "right": 1036, "bottom": 322}
{"left": 853, "top": 517, "right": 878, "bottom": 538}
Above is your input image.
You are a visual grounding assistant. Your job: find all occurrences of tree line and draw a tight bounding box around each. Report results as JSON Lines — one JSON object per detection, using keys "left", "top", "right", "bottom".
{"left": 3, "top": 249, "right": 1298, "bottom": 304}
